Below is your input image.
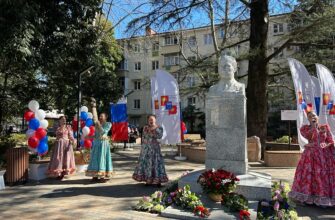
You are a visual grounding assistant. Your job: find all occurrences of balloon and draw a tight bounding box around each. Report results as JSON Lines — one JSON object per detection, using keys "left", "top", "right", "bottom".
{"left": 28, "top": 136, "right": 39, "bottom": 148}
{"left": 84, "top": 139, "right": 92, "bottom": 149}
{"left": 35, "top": 109, "right": 46, "bottom": 121}
{"left": 80, "top": 111, "right": 88, "bottom": 121}
{"left": 85, "top": 118, "right": 93, "bottom": 127}
{"left": 29, "top": 118, "right": 40, "bottom": 130}
{"left": 88, "top": 126, "right": 95, "bottom": 136}
{"left": 82, "top": 126, "right": 90, "bottom": 136}
{"left": 80, "top": 106, "right": 88, "bottom": 113}
{"left": 87, "top": 112, "right": 93, "bottom": 119}
{"left": 40, "top": 119, "right": 49, "bottom": 129}
{"left": 80, "top": 140, "right": 84, "bottom": 146}
{"left": 28, "top": 146, "right": 37, "bottom": 153}
{"left": 24, "top": 111, "right": 35, "bottom": 121}
{"left": 28, "top": 100, "right": 39, "bottom": 112}
{"left": 80, "top": 120, "right": 86, "bottom": 128}
{"left": 26, "top": 129, "right": 35, "bottom": 138}
{"left": 37, "top": 141, "right": 48, "bottom": 155}
{"left": 40, "top": 135, "right": 48, "bottom": 144}
{"left": 35, "top": 128, "right": 47, "bottom": 140}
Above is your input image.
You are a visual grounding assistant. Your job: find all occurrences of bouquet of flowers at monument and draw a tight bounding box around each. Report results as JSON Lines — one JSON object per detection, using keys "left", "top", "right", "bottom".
{"left": 134, "top": 184, "right": 210, "bottom": 218}
{"left": 257, "top": 181, "right": 298, "bottom": 220}
{"left": 197, "top": 168, "right": 240, "bottom": 201}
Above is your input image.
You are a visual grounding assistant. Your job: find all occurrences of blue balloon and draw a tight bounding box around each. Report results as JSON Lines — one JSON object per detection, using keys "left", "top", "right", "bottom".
{"left": 29, "top": 118, "right": 40, "bottom": 130}
{"left": 80, "top": 140, "right": 84, "bottom": 146}
{"left": 86, "top": 118, "right": 93, "bottom": 127}
{"left": 37, "top": 141, "right": 48, "bottom": 155}
{"left": 80, "top": 111, "right": 88, "bottom": 121}
{"left": 40, "top": 135, "right": 48, "bottom": 143}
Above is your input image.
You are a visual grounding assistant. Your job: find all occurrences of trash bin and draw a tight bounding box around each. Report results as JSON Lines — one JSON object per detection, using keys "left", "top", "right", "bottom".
{"left": 5, "top": 147, "right": 29, "bottom": 186}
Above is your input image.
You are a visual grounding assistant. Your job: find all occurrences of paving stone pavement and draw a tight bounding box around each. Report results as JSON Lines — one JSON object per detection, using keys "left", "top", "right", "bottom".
{"left": 0, "top": 148, "right": 334, "bottom": 220}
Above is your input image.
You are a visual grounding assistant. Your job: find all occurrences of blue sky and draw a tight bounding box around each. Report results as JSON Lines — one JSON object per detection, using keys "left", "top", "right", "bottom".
{"left": 104, "top": 0, "right": 297, "bottom": 39}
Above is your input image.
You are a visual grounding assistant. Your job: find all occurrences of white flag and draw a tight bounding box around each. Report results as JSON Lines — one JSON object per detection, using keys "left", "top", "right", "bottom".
{"left": 151, "top": 69, "right": 181, "bottom": 144}
{"left": 316, "top": 64, "right": 335, "bottom": 136}
{"left": 288, "top": 58, "right": 316, "bottom": 149}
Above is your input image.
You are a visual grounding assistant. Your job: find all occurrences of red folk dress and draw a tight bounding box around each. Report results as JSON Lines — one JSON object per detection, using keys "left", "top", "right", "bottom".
{"left": 288, "top": 124, "right": 335, "bottom": 206}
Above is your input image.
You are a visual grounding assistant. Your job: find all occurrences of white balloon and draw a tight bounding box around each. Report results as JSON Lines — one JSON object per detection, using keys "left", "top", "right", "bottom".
{"left": 26, "top": 129, "right": 35, "bottom": 138}
{"left": 82, "top": 126, "right": 90, "bottom": 136}
{"left": 80, "top": 106, "right": 88, "bottom": 113}
{"left": 35, "top": 109, "right": 46, "bottom": 121}
{"left": 28, "top": 100, "right": 39, "bottom": 112}
{"left": 40, "top": 119, "right": 49, "bottom": 129}
{"left": 87, "top": 112, "right": 93, "bottom": 119}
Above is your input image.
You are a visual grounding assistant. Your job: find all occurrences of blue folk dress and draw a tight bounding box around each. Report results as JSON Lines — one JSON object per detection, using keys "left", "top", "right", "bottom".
{"left": 86, "top": 122, "right": 113, "bottom": 178}
{"left": 132, "top": 125, "right": 168, "bottom": 184}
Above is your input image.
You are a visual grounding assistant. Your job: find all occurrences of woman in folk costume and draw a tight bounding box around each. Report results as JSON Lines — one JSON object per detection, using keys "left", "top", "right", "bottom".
{"left": 86, "top": 99, "right": 113, "bottom": 183}
{"left": 133, "top": 114, "right": 168, "bottom": 186}
{"left": 288, "top": 111, "right": 335, "bottom": 207}
{"left": 47, "top": 116, "right": 76, "bottom": 179}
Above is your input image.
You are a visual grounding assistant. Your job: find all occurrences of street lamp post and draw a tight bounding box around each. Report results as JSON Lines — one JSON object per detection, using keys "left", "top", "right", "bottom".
{"left": 77, "top": 66, "right": 94, "bottom": 149}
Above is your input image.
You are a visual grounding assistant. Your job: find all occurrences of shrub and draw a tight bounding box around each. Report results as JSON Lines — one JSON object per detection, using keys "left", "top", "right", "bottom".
{"left": 274, "top": 136, "right": 292, "bottom": 144}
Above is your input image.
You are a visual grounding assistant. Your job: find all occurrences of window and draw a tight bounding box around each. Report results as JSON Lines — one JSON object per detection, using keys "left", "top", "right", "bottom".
{"left": 188, "top": 36, "right": 196, "bottom": 46}
{"left": 165, "top": 36, "right": 179, "bottom": 45}
{"left": 134, "top": 81, "right": 141, "bottom": 90}
{"left": 274, "top": 47, "right": 284, "bottom": 58}
{"left": 152, "top": 42, "right": 159, "bottom": 51}
{"left": 134, "top": 44, "right": 141, "bottom": 52}
{"left": 152, "top": 60, "right": 159, "bottom": 70}
{"left": 164, "top": 54, "right": 179, "bottom": 66}
{"left": 188, "top": 76, "right": 195, "bottom": 87}
{"left": 118, "top": 59, "right": 128, "bottom": 70}
{"left": 273, "top": 23, "right": 284, "bottom": 34}
{"left": 134, "top": 62, "right": 141, "bottom": 71}
{"left": 187, "top": 97, "right": 196, "bottom": 106}
{"left": 119, "top": 77, "right": 125, "bottom": 88}
{"left": 134, "top": 99, "right": 140, "bottom": 109}
{"left": 204, "top": 34, "right": 213, "bottom": 45}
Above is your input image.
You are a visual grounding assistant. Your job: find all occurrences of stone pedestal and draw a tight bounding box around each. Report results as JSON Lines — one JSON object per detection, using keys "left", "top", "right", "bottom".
{"left": 206, "top": 93, "right": 248, "bottom": 174}
{"left": 29, "top": 161, "right": 49, "bottom": 181}
{"left": 178, "top": 169, "right": 271, "bottom": 201}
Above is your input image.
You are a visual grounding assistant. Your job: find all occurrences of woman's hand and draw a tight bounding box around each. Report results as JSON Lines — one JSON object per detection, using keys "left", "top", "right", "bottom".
{"left": 320, "top": 143, "right": 328, "bottom": 148}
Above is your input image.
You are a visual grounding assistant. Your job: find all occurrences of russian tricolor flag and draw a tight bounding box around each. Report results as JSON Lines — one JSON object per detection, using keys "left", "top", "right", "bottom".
{"left": 110, "top": 99, "right": 128, "bottom": 141}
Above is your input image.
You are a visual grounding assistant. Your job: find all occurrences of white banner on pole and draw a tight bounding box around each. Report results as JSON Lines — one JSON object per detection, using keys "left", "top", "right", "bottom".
{"left": 316, "top": 64, "right": 335, "bottom": 137}
{"left": 288, "top": 58, "right": 316, "bottom": 150}
{"left": 151, "top": 69, "right": 181, "bottom": 144}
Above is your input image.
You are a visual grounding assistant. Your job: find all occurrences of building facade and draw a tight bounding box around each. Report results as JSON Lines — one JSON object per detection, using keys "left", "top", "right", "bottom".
{"left": 117, "top": 14, "right": 294, "bottom": 128}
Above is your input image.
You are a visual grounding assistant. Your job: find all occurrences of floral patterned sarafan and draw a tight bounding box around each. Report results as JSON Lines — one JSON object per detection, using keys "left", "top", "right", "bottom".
{"left": 197, "top": 168, "right": 239, "bottom": 195}
{"left": 288, "top": 124, "right": 335, "bottom": 207}
{"left": 132, "top": 126, "right": 168, "bottom": 184}
{"left": 47, "top": 125, "right": 76, "bottom": 177}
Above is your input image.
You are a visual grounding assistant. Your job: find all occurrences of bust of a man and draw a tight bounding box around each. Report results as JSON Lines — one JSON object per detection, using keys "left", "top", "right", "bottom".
{"left": 208, "top": 55, "right": 245, "bottom": 95}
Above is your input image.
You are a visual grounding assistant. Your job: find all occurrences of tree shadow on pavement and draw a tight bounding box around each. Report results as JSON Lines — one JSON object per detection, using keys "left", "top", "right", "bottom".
{"left": 40, "top": 183, "right": 159, "bottom": 199}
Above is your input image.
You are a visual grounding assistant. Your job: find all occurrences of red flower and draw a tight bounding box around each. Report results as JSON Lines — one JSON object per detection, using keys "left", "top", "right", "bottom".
{"left": 239, "top": 210, "right": 250, "bottom": 220}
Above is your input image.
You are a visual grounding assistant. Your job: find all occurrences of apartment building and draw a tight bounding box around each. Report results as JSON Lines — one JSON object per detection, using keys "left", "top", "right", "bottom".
{"left": 117, "top": 13, "right": 294, "bottom": 127}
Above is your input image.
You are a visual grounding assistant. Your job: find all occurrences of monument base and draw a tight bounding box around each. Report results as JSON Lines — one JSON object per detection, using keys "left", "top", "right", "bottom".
{"left": 178, "top": 169, "right": 272, "bottom": 201}
{"left": 206, "top": 159, "right": 248, "bottom": 175}
{"left": 161, "top": 195, "right": 258, "bottom": 220}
